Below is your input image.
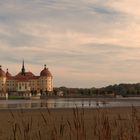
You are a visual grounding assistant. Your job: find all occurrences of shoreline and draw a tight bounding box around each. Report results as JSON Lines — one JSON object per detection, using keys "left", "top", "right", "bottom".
{"left": 0, "top": 105, "right": 138, "bottom": 111}
{"left": 1, "top": 96, "right": 140, "bottom": 102}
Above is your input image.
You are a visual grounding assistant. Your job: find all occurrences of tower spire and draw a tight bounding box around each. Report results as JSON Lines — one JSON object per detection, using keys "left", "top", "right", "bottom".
{"left": 44, "top": 64, "right": 46, "bottom": 69}
{"left": 21, "top": 60, "right": 25, "bottom": 75}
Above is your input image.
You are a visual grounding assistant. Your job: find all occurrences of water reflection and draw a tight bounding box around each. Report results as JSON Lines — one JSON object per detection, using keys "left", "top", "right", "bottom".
{"left": 0, "top": 98, "right": 140, "bottom": 109}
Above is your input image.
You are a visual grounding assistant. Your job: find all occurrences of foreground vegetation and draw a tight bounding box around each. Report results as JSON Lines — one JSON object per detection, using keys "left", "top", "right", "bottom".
{"left": 0, "top": 107, "right": 140, "bottom": 140}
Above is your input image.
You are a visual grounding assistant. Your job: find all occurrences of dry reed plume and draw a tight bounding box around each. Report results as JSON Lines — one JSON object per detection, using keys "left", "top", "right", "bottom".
{"left": 0, "top": 107, "right": 140, "bottom": 140}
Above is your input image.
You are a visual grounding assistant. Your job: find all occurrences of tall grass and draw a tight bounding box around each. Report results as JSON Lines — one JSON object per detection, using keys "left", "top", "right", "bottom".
{"left": 1, "top": 106, "right": 140, "bottom": 140}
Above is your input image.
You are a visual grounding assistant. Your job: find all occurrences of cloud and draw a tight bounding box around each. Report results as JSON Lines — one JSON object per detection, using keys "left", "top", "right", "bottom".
{"left": 0, "top": 0, "right": 140, "bottom": 87}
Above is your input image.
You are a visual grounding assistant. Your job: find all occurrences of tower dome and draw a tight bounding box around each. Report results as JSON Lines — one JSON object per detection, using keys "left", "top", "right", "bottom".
{"left": 6, "top": 69, "right": 12, "bottom": 77}
{"left": 40, "top": 65, "right": 52, "bottom": 77}
{"left": 0, "top": 65, "right": 6, "bottom": 77}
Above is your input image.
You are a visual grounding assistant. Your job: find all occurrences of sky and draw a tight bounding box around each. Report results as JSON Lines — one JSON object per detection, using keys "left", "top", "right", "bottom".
{"left": 0, "top": 0, "right": 140, "bottom": 88}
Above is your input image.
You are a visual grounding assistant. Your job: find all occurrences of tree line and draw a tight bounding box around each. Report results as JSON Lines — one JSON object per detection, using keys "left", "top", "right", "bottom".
{"left": 53, "top": 83, "right": 140, "bottom": 97}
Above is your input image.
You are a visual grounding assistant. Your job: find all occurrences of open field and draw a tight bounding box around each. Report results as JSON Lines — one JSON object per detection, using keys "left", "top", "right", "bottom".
{"left": 0, "top": 107, "right": 140, "bottom": 140}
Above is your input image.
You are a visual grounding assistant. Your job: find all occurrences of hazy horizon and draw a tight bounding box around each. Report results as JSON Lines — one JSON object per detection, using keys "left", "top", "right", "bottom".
{"left": 0, "top": 0, "right": 140, "bottom": 88}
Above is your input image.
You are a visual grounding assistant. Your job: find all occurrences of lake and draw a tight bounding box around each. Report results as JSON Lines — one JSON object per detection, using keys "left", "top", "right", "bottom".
{"left": 0, "top": 97, "right": 140, "bottom": 109}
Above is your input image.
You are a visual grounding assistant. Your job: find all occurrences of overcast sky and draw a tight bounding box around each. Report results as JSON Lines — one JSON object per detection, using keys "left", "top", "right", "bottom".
{"left": 0, "top": 0, "right": 140, "bottom": 88}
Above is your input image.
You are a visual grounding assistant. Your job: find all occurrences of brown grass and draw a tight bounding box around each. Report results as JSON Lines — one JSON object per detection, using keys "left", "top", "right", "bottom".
{"left": 0, "top": 107, "right": 140, "bottom": 140}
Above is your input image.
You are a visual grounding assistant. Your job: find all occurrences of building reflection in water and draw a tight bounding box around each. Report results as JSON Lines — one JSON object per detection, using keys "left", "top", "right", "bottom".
{"left": 46, "top": 99, "right": 56, "bottom": 108}
{"left": 0, "top": 99, "right": 94, "bottom": 109}
{"left": 0, "top": 103, "right": 8, "bottom": 109}
{"left": 1, "top": 98, "right": 137, "bottom": 109}
{"left": 7, "top": 103, "right": 32, "bottom": 109}
{"left": 38, "top": 99, "right": 56, "bottom": 108}
{"left": 31, "top": 103, "right": 41, "bottom": 108}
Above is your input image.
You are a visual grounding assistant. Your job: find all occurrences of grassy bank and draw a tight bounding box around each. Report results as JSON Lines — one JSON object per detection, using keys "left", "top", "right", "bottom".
{"left": 0, "top": 107, "right": 140, "bottom": 140}
{"left": 8, "top": 96, "right": 29, "bottom": 100}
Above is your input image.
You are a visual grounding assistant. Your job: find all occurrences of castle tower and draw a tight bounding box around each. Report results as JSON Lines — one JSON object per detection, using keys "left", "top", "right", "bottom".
{"left": 40, "top": 64, "right": 53, "bottom": 95}
{"left": 21, "top": 60, "right": 26, "bottom": 75}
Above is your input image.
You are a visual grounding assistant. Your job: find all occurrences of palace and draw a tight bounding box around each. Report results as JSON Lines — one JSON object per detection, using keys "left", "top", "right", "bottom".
{"left": 0, "top": 61, "right": 53, "bottom": 98}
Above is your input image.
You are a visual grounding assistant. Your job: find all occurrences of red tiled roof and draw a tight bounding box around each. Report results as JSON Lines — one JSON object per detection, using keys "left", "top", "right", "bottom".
{"left": 31, "top": 76, "right": 40, "bottom": 79}
{"left": 40, "top": 68, "right": 52, "bottom": 77}
{"left": 6, "top": 71, "right": 12, "bottom": 78}
{"left": 7, "top": 76, "right": 15, "bottom": 80}
{"left": 12, "top": 71, "right": 40, "bottom": 81}
{"left": 25, "top": 72, "right": 35, "bottom": 77}
{"left": 15, "top": 72, "right": 34, "bottom": 78}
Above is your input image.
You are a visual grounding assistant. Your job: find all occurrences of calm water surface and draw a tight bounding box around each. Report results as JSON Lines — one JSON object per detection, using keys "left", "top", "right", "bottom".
{"left": 0, "top": 98, "right": 140, "bottom": 109}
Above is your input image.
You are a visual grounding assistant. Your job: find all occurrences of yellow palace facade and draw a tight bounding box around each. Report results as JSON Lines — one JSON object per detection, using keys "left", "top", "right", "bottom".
{"left": 0, "top": 61, "right": 53, "bottom": 98}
